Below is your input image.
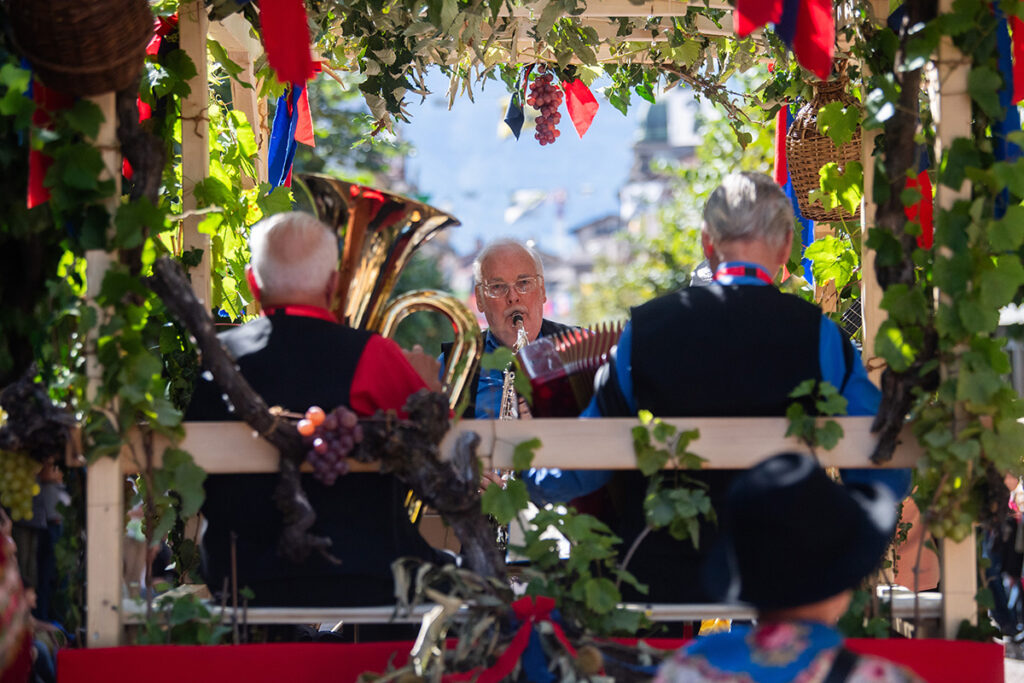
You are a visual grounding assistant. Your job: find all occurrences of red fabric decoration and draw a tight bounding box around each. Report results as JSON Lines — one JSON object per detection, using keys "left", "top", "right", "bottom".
{"left": 905, "top": 170, "right": 934, "bottom": 250}
{"left": 443, "top": 596, "right": 577, "bottom": 683}
{"left": 259, "top": 0, "right": 315, "bottom": 84}
{"left": 1012, "top": 16, "right": 1024, "bottom": 104}
{"left": 793, "top": 0, "right": 834, "bottom": 80}
{"left": 294, "top": 85, "right": 315, "bottom": 147}
{"left": 773, "top": 107, "right": 788, "bottom": 186}
{"left": 54, "top": 637, "right": 1005, "bottom": 683}
{"left": 735, "top": 0, "right": 783, "bottom": 37}
{"left": 27, "top": 82, "right": 74, "bottom": 209}
{"left": 562, "top": 79, "right": 599, "bottom": 139}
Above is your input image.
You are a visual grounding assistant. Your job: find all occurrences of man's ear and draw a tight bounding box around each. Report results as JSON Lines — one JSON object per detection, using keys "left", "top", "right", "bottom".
{"left": 474, "top": 285, "right": 484, "bottom": 313}
{"left": 245, "top": 265, "right": 261, "bottom": 302}
{"left": 777, "top": 230, "right": 795, "bottom": 269}
{"left": 325, "top": 270, "right": 340, "bottom": 304}
{"left": 701, "top": 230, "right": 715, "bottom": 260}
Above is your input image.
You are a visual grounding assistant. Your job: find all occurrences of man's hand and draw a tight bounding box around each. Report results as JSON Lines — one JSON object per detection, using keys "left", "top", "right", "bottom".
{"left": 403, "top": 344, "right": 443, "bottom": 393}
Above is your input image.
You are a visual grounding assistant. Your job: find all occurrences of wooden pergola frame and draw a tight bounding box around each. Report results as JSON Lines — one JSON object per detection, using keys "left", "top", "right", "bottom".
{"left": 81, "top": 0, "right": 976, "bottom": 647}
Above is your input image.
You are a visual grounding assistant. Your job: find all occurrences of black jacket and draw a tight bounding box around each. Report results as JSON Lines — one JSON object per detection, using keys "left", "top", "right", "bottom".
{"left": 187, "top": 312, "right": 447, "bottom": 606}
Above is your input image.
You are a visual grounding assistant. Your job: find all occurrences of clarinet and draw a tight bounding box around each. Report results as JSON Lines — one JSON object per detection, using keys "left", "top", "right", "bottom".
{"left": 499, "top": 313, "right": 529, "bottom": 420}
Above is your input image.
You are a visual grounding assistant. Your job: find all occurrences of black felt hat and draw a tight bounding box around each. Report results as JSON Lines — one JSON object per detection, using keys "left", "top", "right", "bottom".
{"left": 702, "top": 452, "right": 898, "bottom": 610}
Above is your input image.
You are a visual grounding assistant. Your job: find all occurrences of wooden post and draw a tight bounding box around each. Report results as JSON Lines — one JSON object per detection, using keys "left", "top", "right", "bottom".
{"left": 84, "top": 93, "right": 124, "bottom": 648}
{"left": 180, "top": 0, "right": 211, "bottom": 305}
{"left": 210, "top": 13, "right": 266, "bottom": 187}
{"left": 860, "top": 123, "right": 884, "bottom": 386}
{"left": 932, "top": 0, "right": 978, "bottom": 639}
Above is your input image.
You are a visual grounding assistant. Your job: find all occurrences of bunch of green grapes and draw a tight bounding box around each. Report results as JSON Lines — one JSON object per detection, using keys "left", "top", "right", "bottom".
{"left": 0, "top": 450, "right": 40, "bottom": 521}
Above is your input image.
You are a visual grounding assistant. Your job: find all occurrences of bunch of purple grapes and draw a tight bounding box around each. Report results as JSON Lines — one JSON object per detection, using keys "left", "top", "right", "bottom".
{"left": 527, "top": 66, "right": 563, "bottom": 146}
{"left": 297, "top": 405, "right": 363, "bottom": 486}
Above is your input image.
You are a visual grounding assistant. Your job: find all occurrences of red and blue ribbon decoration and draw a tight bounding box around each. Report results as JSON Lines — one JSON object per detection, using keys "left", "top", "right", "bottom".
{"left": 735, "top": 0, "right": 834, "bottom": 79}
{"left": 773, "top": 105, "right": 815, "bottom": 284}
{"left": 443, "top": 596, "right": 576, "bottom": 683}
{"left": 267, "top": 84, "right": 305, "bottom": 188}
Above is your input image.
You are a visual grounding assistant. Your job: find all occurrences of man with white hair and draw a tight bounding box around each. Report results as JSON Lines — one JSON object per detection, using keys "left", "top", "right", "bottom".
{"left": 440, "top": 239, "right": 572, "bottom": 418}
{"left": 526, "top": 172, "right": 910, "bottom": 603}
{"left": 188, "top": 211, "right": 450, "bottom": 608}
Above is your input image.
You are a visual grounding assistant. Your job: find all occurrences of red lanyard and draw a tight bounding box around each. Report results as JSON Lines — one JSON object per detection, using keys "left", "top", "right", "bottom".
{"left": 713, "top": 263, "right": 774, "bottom": 285}
{"left": 263, "top": 305, "right": 337, "bottom": 322}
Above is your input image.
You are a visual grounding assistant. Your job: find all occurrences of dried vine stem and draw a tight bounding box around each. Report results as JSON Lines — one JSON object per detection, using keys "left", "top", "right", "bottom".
{"left": 147, "top": 256, "right": 335, "bottom": 564}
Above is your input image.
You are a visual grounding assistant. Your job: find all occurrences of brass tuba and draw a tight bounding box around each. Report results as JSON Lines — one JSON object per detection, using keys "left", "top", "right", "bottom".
{"left": 293, "top": 174, "right": 482, "bottom": 409}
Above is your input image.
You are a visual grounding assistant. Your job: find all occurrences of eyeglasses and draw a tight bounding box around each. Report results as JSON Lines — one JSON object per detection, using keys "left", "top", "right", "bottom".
{"left": 478, "top": 275, "right": 543, "bottom": 299}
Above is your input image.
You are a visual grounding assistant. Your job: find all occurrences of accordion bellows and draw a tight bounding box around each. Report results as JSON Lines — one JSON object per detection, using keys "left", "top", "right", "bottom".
{"left": 518, "top": 321, "right": 624, "bottom": 417}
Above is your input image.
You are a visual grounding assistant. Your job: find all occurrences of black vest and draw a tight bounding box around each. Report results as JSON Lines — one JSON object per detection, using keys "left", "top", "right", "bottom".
{"left": 610, "top": 285, "right": 834, "bottom": 603}
{"left": 440, "top": 318, "right": 575, "bottom": 419}
{"left": 187, "top": 313, "right": 447, "bottom": 606}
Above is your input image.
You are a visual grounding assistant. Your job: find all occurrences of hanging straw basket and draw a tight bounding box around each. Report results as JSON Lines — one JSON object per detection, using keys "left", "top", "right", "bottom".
{"left": 6, "top": 0, "right": 154, "bottom": 96}
{"left": 786, "top": 72, "right": 862, "bottom": 223}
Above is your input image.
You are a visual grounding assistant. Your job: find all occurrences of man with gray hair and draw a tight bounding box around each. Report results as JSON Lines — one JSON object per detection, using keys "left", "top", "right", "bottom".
{"left": 188, "top": 211, "right": 450, "bottom": 608}
{"left": 440, "top": 238, "right": 572, "bottom": 418}
{"left": 526, "top": 172, "right": 909, "bottom": 603}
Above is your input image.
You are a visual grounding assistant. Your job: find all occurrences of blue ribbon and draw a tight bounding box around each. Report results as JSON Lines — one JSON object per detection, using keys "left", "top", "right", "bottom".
{"left": 267, "top": 84, "right": 304, "bottom": 189}
{"left": 994, "top": 2, "right": 1021, "bottom": 219}
{"left": 774, "top": 0, "right": 801, "bottom": 47}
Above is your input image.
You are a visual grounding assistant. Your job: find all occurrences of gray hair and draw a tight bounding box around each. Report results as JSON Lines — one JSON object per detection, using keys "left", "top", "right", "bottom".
{"left": 472, "top": 238, "right": 544, "bottom": 284}
{"left": 703, "top": 172, "right": 794, "bottom": 250}
{"left": 249, "top": 211, "right": 338, "bottom": 301}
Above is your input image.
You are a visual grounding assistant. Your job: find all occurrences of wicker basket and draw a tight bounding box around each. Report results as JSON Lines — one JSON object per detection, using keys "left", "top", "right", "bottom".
{"left": 786, "top": 75, "right": 862, "bottom": 223}
{"left": 7, "top": 0, "right": 154, "bottom": 96}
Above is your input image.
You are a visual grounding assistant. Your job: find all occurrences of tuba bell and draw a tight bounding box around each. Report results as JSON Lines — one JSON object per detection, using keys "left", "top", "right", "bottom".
{"left": 293, "top": 174, "right": 482, "bottom": 409}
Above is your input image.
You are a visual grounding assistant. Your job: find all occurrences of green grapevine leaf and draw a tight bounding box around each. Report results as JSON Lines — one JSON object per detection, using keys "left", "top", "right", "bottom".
{"left": 968, "top": 65, "right": 1004, "bottom": 120}
{"left": 817, "top": 101, "right": 859, "bottom": 146}
{"left": 512, "top": 437, "right": 540, "bottom": 470}
{"left": 584, "top": 577, "right": 620, "bottom": 614}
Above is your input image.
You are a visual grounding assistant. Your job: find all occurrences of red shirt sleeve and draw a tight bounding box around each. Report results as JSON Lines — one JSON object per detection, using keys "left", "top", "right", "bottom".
{"left": 349, "top": 335, "right": 429, "bottom": 417}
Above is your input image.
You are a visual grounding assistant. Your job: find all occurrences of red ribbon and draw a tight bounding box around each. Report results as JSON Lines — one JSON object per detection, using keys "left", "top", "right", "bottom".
{"left": 27, "top": 82, "right": 74, "bottom": 209}
{"left": 443, "top": 596, "right": 576, "bottom": 683}
{"left": 773, "top": 107, "right": 788, "bottom": 186}
{"left": 905, "top": 170, "right": 933, "bottom": 250}
{"left": 735, "top": 0, "right": 783, "bottom": 38}
{"left": 1012, "top": 16, "right": 1024, "bottom": 104}
{"left": 259, "top": 0, "right": 315, "bottom": 84}
{"left": 294, "top": 85, "right": 315, "bottom": 147}
{"left": 562, "top": 79, "right": 599, "bottom": 139}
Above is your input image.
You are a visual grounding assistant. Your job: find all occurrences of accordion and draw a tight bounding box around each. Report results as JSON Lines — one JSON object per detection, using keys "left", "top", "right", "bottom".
{"left": 517, "top": 321, "right": 625, "bottom": 417}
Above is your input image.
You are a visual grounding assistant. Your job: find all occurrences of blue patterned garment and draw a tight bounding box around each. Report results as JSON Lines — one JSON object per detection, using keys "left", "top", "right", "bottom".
{"left": 655, "top": 622, "right": 923, "bottom": 683}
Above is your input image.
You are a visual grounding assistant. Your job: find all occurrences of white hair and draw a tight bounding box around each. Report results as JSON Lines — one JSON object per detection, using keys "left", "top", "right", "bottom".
{"left": 703, "top": 172, "right": 794, "bottom": 250}
{"left": 472, "top": 239, "right": 544, "bottom": 284}
{"left": 248, "top": 212, "right": 338, "bottom": 301}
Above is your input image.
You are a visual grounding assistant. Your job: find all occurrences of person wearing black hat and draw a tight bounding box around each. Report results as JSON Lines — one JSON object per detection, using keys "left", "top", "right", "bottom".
{"left": 655, "top": 452, "right": 922, "bottom": 683}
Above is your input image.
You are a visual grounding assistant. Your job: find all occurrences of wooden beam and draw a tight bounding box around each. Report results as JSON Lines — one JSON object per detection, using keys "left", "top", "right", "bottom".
{"left": 503, "top": 0, "right": 731, "bottom": 18}
{"left": 84, "top": 93, "right": 124, "bottom": 648}
{"left": 932, "top": 0, "right": 976, "bottom": 639}
{"left": 128, "top": 417, "right": 921, "bottom": 474}
{"left": 180, "top": 0, "right": 212, "bottom": 305}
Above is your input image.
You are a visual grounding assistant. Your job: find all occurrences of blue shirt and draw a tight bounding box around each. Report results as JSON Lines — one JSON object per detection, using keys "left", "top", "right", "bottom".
{"left": 525, "top": 262, "right": 911, "bottom": 502}
{"left": 438, "top": 330, "right": 507, "bottom": 419}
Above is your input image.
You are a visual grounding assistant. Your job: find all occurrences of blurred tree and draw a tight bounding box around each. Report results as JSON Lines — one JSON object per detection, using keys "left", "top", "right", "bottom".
{"left": 291, "top": 73, "right": 407, "bottom": 183}
{"left": 575, "top": 103, "right": 775, "bottom": 323}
